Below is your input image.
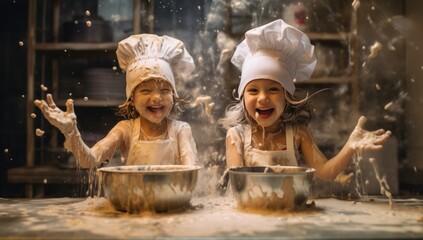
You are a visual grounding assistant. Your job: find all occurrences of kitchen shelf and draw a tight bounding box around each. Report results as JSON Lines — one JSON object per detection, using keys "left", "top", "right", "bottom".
{"left": 11, "top": 0, "right": 146, "bottom": 198}
{"left": 8, "top": 165, "right": 88, "bottom": 185}
{"left": 8, "top": 165, "right": 89, "bottom": 198}
{"left": 302, "top": 76, "right": 354, "bottom": 84}
{"left": 33, "top": 32, "right": 350, "bottom": 52}
{"left": 35, "top": 42, "right": 118, "bottom": 51}
{"left": 307, "top": 32, "right": 351, "bottom": 41}
{"left": 56, "top": 99, "right": 124, "bottom": 107}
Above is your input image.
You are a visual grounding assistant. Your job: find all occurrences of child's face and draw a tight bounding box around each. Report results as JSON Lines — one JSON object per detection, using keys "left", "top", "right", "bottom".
{"left": 243, "top": 79, "right": 285, "bottom": 129}
{"left": 132, "top": 79, "right": 174, "bottom": 124}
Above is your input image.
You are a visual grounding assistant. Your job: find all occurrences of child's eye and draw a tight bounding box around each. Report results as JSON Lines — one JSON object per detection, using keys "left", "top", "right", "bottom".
{"left": 139, "top": 89, "right": 151, "bottom": 94}
{"left": 246, "top": 88, "right": 258, "bottom": 94}
{"left": 160, "top": 88, "right": 172, "bottom": 95}
{"left": 269, "top": 87, "right": 281, "bottom": 93}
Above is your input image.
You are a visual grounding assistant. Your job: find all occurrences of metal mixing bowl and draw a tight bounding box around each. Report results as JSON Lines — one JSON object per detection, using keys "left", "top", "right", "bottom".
{"left": 228, "top": 166, "right": 315, "bottom": 211}
{"left": 98, "top": 165, "right": 200, "bottom": 213}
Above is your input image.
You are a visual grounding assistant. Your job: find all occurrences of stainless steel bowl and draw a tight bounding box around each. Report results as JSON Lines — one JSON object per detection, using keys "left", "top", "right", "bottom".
{"left": 98, "top": 165, "right": 200, "bottom": 213}
{"left": 229, "top": 166, "right": 315, "bottom": 210}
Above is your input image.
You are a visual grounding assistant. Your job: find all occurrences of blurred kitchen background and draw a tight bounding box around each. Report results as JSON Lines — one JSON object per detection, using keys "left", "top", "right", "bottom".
{"left": 0, "top": 0, "right": 422, "bottom": 198}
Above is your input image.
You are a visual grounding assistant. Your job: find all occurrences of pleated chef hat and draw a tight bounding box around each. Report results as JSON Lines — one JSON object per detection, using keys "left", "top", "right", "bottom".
{"left": 231, "top": 19, "right": 316, "bottom": 96}
{"left": 116, "top": 34, "right": 195, "bottom": 103}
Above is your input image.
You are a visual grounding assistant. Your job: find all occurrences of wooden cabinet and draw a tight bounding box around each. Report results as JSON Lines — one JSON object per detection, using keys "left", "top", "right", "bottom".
{"left": 16, "top": 0, "right": 359, "bottom": 197}
{"left": 18, "top": 0, "right": 152, "bottom": 197}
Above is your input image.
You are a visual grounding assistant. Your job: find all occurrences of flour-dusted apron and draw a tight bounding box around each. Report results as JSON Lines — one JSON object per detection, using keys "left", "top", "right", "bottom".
{"left": 125, "top": 119, "right": 180, "bottom": 165}
{"left": 244, "top": 124, "right": 298, "bottom": 166}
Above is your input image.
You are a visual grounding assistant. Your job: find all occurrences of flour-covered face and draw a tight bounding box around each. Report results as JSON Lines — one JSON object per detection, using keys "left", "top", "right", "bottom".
{"left": 132, "top": 79, "right": 174, "bottom": 124}
{"left": 243, "top": 79, "right": 285, "bottom": 130}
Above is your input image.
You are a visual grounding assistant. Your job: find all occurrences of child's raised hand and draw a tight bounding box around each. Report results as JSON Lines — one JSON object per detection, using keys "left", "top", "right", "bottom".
{"left": 34, "top": 94, "right": 77, "bottom": 135}
{"left": 348, "top": 116, "right": 392, "bottom": 151}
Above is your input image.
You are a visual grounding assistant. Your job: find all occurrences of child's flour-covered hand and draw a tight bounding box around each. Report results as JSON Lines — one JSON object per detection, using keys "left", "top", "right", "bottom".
{"left": 347, "top": 116, "right": 392, "bottom": 151}
{"left": 34, "top": 94, "right": 77, "bottom": 136}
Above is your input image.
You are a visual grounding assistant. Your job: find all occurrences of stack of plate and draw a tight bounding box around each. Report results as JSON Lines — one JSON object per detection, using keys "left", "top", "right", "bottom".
{"left": 83, "top": 68, "right": 126, "bottom": 100}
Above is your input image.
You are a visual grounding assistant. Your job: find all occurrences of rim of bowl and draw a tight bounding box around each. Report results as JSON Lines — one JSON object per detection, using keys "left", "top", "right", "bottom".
{"left": 228, "top": 166, "right": 315, "bottom": 176}
{"left": 98, "top": 165, "right": 201, "bottom": 173}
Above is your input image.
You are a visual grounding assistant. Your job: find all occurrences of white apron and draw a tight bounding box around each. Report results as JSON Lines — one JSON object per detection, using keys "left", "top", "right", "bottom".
{"left": 244, "top": 124, "right": 298, "bottom": 166}
{"left": 125, "top": 119, "right": 180, "bottom": 165}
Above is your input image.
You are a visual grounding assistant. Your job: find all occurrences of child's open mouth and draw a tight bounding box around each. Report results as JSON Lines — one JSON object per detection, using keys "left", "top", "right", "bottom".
{"left": 147, "top": 106, "right": 164, "bottom": 113}
{"left": 256, "top": 108, "right": 274, "bottom": 118}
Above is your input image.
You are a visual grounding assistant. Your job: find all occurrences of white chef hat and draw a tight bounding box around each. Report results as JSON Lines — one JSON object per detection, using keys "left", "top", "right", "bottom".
{"left": 231, "top": 19, "right": 316, "bottom": 96}
{"left": 116, "top": 34, "right": 195, "bottom": 103}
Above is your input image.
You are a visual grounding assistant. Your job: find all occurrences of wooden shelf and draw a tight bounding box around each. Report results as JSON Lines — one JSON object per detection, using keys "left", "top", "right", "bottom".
{"left": 307, "top": 32, "right": 351, "bottom": 41}
{"left": 302, "top": 76, "right": 353, "bottom": 84}
{"left": 35, "top": 42, "right": 118, "bottom": 51}
{"left": 231, "top": 32, "right": 351, "bottom": 42}
{"left": 8, "top": 165, "right": 88, "bottom": 185}
{"left": 56, "top": 99, "right": 124, "bottom": 107}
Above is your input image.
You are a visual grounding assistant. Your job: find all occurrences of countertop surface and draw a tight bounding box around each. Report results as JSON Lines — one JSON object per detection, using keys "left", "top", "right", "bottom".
{"left": 0, "top": 196, "right": 422, "bottom": 239}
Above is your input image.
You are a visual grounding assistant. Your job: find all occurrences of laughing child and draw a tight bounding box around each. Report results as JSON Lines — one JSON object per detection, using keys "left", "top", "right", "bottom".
{"left": 35, "top": 34, "right": 198, "bottom": 168}
{"left": 218, "top": 19, "right": 391, "bottom": 181}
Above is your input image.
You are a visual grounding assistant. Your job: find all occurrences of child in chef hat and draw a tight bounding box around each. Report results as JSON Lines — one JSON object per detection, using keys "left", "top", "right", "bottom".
{"left": 35, "top": 34, "right": 198, "bottom": 168}
{"left": 218, "top": 19, "right": 391, "bottom": 181}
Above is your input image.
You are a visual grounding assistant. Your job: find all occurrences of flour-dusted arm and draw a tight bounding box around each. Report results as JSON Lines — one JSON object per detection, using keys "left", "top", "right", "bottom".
{"left": 34, "top": 94, "right": 126, "bottom": 168}
{"left": 177, "top": 122, "right": 198, "bottom": 165}
{"left": 300, "top": 116, "right": 392, "bottom": 181}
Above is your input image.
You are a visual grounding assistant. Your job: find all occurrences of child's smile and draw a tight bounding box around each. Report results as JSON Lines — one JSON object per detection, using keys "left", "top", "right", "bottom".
{"left": 256, "top": 107, "right": 274, "bottom": 119}
{"left": 147, "top": 105, "right": 165, "bottom": 113}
